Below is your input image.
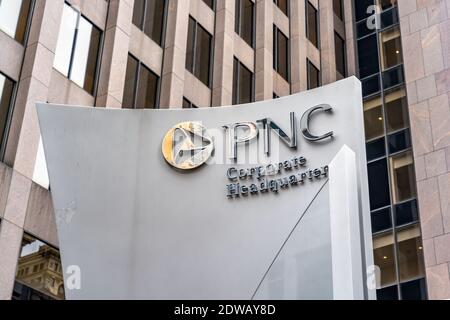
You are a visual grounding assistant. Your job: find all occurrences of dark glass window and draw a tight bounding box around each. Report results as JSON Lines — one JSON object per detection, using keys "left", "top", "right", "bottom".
{"left": 354, "top": 0, "right": 374, "bottom": 22}
{"left": 202, "top": 0, "right": 214, "bottom": 10}
{"left": 186, "top": 17, "right": 213, "bottom": 87}
{"left": 233, "top": 58, "right": 254, "bottom": 105}
{"left": 377, "top": 284, "right": 399, "bottom": 300}
{"left": 235, "top": 0, "right": 254, "bottom": 47}
{"left": 368, "top": 158, "right": 390, "bottom": 210}
{"left": 274, "top": 0, "right": 288, "bottom": 16}
{"left": 380, "top": 5, "right": 399, "bottom": 29}
{"left": 273, "top": 26, "right": 289, "bottom": 81}
{"left": 371, "top": 207, "right": 392, "bottom": 233}
{"left": 122, "top": 55, "right": 159, "bottom": 109}
{"left": 385, "top": 87, "right": 409, "bottom": 133}
{"left": 54, "top": 3, "right": 102, "bottom": 95}
{"left": 334, "top": 32, "right": 346, "bottom": 78}
{"left": 382, "top": 65, "right": 405, "bottom": 89}
{"left": 362, "top": 74, "right": 381, "bottom": 97}
{"left": 182, "top": 97, "right": 198, "bottom": 109}
{"left": 306, "top": 2, "right": 319, "bottom": 48}
{"left": 395, "top": 199, "right": 419, "bottom": 227}
{"left": 333, "top": 0, "right": 343, "bottom": 20}
{"left": 0, "top": 73, "right": 14, "bottom": 153}
{"left": 389, "top": 151, "right": 416, "bottom": 203}
{"left": 387, "top": 128, "right": 411, "bottom": 154}
{"left": 0, "top": 0, "right": 31, "bottom": 44}
{"left": 358, "top": 34, "right": 379, "bottom": 79}
{"left": 400, "top": 278, "right": 426, "bottom": 300}
{"left": 307, "top": 60, "right": 320, "bottom": 89}
{"left": 132, "top": 0, "right": 167, "bottom": 46}
{"left": 14, "top": 233, "right": 65, "bottom": 300}
{"left": 366, "top": 137, "right": 385, "bottom": 161}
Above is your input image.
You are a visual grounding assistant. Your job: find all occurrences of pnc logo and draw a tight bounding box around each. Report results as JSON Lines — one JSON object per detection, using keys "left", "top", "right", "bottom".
{"left": 162, "top": 122, "right": 214, "bottom": 170}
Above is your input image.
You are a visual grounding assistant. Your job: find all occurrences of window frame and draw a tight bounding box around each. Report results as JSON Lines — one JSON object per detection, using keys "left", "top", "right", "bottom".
{"left": 306, "top": 1, "right": 319, "bottom": 48}
{"left": 334, "top": 31, "right": 347, "bottom": 78}
{"left": 185, "top": 16, "right": 214, "bottom": 88}
{"left": 124, "top": 53, "right": 161, "bottom": 110}
{"left": 0, "top": 71, "right": 17, "bottom": 161}
{"left": 132, "top": 0, "right": 169, "bottom": 47}
{"left": 232, "top": 57, "right": 255, "bottom": 105}
{"left": 273, "top": 0, "right": 289, "bottom": 17}
{"left": 306, "top": 59, "right": 320, "bottom": 89}
{"left": 54, "top": 2, "right": 104, "bottom": 96}
{"left": 235, "top": 0, "right": 256, "bottom": 48}
{"left": 273, "top": 25, "right": 290, "bottom": 82}
{"left": 0, "top": 0, "right": 34, "bottom": 45}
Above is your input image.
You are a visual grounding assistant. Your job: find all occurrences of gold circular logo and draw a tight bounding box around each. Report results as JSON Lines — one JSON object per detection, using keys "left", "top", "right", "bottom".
{"left": 162, "top": 122, "right": 214, "bottom": 170}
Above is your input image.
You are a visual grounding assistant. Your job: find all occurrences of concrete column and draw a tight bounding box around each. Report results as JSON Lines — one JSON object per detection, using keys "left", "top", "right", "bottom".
{"left": 290, "top": 0, "right": 308, "bottom": 93}
{"left": 212, "top": 0, "right": 235, "bottom": 106}
{"left": 319, "top": 0, "right": 336, "bottom": 85}
{"left": 160, "top": 0, "right": 190, "bottom": 108}
{"left": 96, "top": 0, "right": 134, "bottom": 108}
{"left": 255, "top": 0, "right": 274, "bottom": 101}
{"left": 343, "top": 0, "right": 356, "bottom": 77}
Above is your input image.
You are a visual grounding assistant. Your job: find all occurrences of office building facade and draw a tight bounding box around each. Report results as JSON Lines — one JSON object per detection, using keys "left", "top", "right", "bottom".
{"left": 0, "top": 0, "right": 448, "bottom": 300}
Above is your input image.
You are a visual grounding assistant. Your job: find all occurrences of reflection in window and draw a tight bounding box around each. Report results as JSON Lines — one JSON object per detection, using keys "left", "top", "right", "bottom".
{"left": 397, "top": 224, "right": 425, "bottom": 282}
{"left": 54, "top": 4, "right": 102, "bottom": 95}
{"left": 0, "top": 0, "right": 31, "bottom": 44}
{"left": 307, "top": 59, "right": 320, "bottom": 89}
{"left": 334, "top": 32, "right": 346, "bottom": 78}
{"left": 0, "top": 73, "right": 14, "bottom": 154}
{"left": 233, "top": 58, "right": 254, "bottom": 105}
{"left": 364, "top": 96, "right": 383, "bottom": 140}
{"left": 273, "top": 26, "right": 289, "bottom": 81}
{"left": 389, "top": 151, "right": 416, "bottom": 204}
{"left": 235, "top": 0, "right": 254, "bottom": 47}
{"left": 354, "top": 0, "right": 374, "bottom": 22}
{"left": 182, "top": 97, "right": 198, "bottom": 109}
{"left": 333, "top": 0, "right": 343, "bottom": 20}
{"left": 202, "top": 0, "right": 214, "bottom": 9}
{"left": 380, "top": 27, "right": 402, "bottom": 70}
{"left": 186, "top": 17, "right": 213, "bottom": 87}
{"left": 358, "top": 34, "right": 379, "bottom": 79}
{"left": 385, "top": 87, "right": 408, "bottom": 133}
{"left": 274, "top": 0, "right": 288, "bottom": 16}
{"left": 14, "top": 234, "right": 65, "bottom": 300}
{"left": 373, "top": 232, "right": 397, "bottom": 287}
{"left": 122, "top": 54, "right": 159, "bottom": 109}
{"left": 306, "top": 2, "right": 318, "bottom": 48}
{"left": 132, "top": 0, "right": 167, "bottom": 46}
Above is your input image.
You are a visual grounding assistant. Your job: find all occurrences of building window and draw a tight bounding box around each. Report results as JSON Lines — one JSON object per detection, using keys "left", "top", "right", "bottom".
{"left": 273, "top": 0, "right": 288, "bottom": 16}
{"left": 182, "top": 97, "right": 198, "bottom": 109}
{"left": 334, "top": 32, "right": 346, "bottom": 78}
{"left": 273, "top": 26, "right": 289, "bottom": 81}
{"left": 373, "top": 232, "right": 397, "bottom": 288}
{"left": 233, "top": 58, "right": 254, "bottom": 105}
{"left": 307, "top": 59, "right": 320, "bottom": 89}
{"left": 397, "top": 224, "right": 425, "bottom": 283}
{"left": 202, "top": 0, "right": 215, "bottom": 10}
{"left": 186, "top": 17, "right": 213, "bottom": 87}
{"left": 132, "top": 0, "right": 167, "bottom": 46}
{"left": 0, "top": 0, "right": 32, "bottom": 44}
{"left": 379, "top": 0, "right": 398, "bottom": 11}
{"left": 358, "top": 34, "right": 379, "bottom": 79}
{"left": 13, "top": 233, "right": 65, "bottom": 300}
{"left": 122, "top": 54, "right": 159, "bottom": 109}
{"left": 380, "top": 27, "right": 402, "bottom": 71}
{"left": 53, "top": 3, "right": 102, "bottom": 95}
{"left": 235, "top": 0, "right": 254, "bottom": 48}
{"left": 306, "top": 1, "right": 318, "bottom": 48}
{"left": 363, "top": 96, "right": 384, "bottom": 141}
{"left": 389, "top": 151, "right": 416, "bottom": 204}
{"left": 0, "top": 72, "right": 14, "bottom": 156}
{"left": 385, "top": 87, "right": 408, "bottom": 133}
{"left": 333, "top": 0, "right": 343, "bottom": 20}
{"left": 367, "top": 158, "right": 391, "bottom": 210}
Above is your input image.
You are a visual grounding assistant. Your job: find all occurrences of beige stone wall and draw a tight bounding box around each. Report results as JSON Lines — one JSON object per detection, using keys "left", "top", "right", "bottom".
{"left": 399, "top": 0, "right": 450, "bottom": 300}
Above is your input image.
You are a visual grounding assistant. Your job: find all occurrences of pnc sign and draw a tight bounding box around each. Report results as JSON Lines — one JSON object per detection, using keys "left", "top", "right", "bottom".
{"left": 161, "top": 104, "right": 334, "bottom": 170}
